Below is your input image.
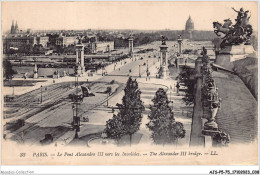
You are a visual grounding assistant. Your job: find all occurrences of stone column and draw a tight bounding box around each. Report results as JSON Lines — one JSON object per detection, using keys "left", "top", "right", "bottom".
{"left": 80, "top": 47, "right": 84, "bottom": 69}
{"left": 128, "top": 37, "right": 134, "bottom": 57}
{"left": 160, "top": 44, "right": 168, "bottom": 79}
{"left": 76, "top": 41, "right": 85, "bottom": 75}
{"left": 177, "top": 35, "right": 183, "bottom": 55}
{"left": 76, "top": 50, "right": 79, "bottom": 64}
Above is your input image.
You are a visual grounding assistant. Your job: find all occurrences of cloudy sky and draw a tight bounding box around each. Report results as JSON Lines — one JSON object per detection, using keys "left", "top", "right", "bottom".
{"left": 2, "top": 1, "right": 258, "bottom": 32}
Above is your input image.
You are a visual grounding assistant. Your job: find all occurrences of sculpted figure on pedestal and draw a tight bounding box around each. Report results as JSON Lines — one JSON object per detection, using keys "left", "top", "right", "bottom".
{"left": 213, "top": 7, "right": 253, "bottom": 48}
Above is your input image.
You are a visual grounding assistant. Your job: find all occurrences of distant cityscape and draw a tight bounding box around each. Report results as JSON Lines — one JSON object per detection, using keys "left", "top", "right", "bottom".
{"left": 3, "top": 16, "right": 218, "bottom": 56}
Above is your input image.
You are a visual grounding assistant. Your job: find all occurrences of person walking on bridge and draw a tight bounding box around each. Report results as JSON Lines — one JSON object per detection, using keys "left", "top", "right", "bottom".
{"left": 176, "top": 82, "right": 180, "bottom": 95}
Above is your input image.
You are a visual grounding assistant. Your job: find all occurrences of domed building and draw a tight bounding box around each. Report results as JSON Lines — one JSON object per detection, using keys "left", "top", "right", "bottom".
{"left": 185, "top": 15, "right": 194, "bottom": 31}
{"left": 184, "top": 15, "right": 194, "bottom": 40}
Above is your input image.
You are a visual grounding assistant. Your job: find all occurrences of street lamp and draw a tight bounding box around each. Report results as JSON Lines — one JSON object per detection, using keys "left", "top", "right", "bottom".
{"left": 139, "top": 65, "right": 141, "bottom": 78}
{"left": 107, "top": 93, "right": 109, "bottom": 107}
{"left": 72, "top": 104, "right": 75, "bottom": 117}
{"left": 72, "top": 72, "right": 81, "bottom": 139}
{"left": 146, "top": 60, "right": 149, "bottom": 81}
{"left": 75, "top": 73, "right": 77, "bottom": 87}
{"left": 72, "top": 102, "right": 80, "bottom": 139}
{"left": 40, "top": 85, "right": 43, "bottom": 103}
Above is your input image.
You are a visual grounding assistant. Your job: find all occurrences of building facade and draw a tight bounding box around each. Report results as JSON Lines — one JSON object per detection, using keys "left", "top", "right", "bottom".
{"left": 3, "top": 34, "right": 36, "bottom": 54}
{"left": 56, "top": 35, "right": 78, "bottom": 47}
{"left": 3, "top": 21, "right": 50, "bottom": 54}
{"left": 3, "top": 34, "right": 50, "bottom": 54}
{"left": 36, "top": 36, "right": 49, "bottom": 47}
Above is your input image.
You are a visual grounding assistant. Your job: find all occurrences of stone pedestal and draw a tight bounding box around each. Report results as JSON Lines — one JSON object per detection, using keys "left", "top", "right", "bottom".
{"left": 215, "top": 45, "right": 255, "bottom": 71}
{"left": 33, "top": 72, "right": 38, "bottom": 79}
{"left": 160, "top": 66, "right": 169, "bottom": 79}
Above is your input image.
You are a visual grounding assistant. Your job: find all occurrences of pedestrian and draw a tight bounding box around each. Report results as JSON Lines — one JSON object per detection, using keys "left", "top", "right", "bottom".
{"left": 175, "top": 59, "right": 178, "bottom": 68}
{"left": 176, "top": 82, "right": 180, "bottom": 95}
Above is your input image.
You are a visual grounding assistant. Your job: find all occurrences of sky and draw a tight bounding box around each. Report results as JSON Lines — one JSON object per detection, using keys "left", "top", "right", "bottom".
{"left": 2, "top": 1, "right": 258, "bottom": 32}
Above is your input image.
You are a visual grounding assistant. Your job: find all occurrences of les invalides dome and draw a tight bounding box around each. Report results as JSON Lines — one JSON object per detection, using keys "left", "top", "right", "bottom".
{"left": 185, "top": 15, "right": 194, "bottom": 31}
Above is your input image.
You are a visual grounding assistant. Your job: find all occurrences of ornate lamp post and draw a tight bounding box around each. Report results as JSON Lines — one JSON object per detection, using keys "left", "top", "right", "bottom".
{"left": 107, "top": 93, "right": 109, "bottom": 107}
{"left": 72, "top": 104, "right": 75, "bottom": 118}
{"left": 40, "top": 85, "right": 43, "bottom": 103}
{"left": 177, "top": 35, "right": 183, "bottom": 73}
{"left": 146, "top": 60, "right": 149, "bottom": 80}
{"left": 101, "top": 63, "right": 104, "bottom": 76}
{"left": 139, "top": 65, "right": 141, "bottom": 78}
{"left": 72, "top": 101, "right": 80, "bottom": 139}
{"left": 72, "top": 64, "right": 81, "bottom": 139}
{"left": 146, "top": 60, "right": 149, "bottom": 72}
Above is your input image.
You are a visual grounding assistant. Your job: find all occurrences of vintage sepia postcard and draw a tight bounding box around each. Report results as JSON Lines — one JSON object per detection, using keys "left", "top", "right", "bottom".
{"left": 1, "top": 1, "right": 258, "bottom": 166}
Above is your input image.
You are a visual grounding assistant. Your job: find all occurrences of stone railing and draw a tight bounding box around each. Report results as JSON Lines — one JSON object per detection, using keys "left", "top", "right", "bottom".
{"left": 200, "top": 48, "right": 230, "bottom": 146}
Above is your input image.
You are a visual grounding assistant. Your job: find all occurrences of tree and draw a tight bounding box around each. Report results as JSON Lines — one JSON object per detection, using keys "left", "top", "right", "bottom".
{"left": 56, "top": 45, "right": 64, "bottom": 54}
{"left": 104, "top": 77, "right": 145, "bottom": 146}
{"left": 178, "top": 66, "right": 195, "bottom": 105}
{"left": 140, "top": 36, "right": 151, "bottom": 45}
{"left": 33, "top": 44, "right": 45, "bottom": 54}
{"left": 147, "top": 88, "right": 185, "bottom": 145}
{"left": 104, "top": 114, "right": 125, "bottom": 144}
{"left": 64, "top": 44, "right": 76, "bottom": 55}
{"left": 3, "top": 60, "right": 16, "bottom": 80}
